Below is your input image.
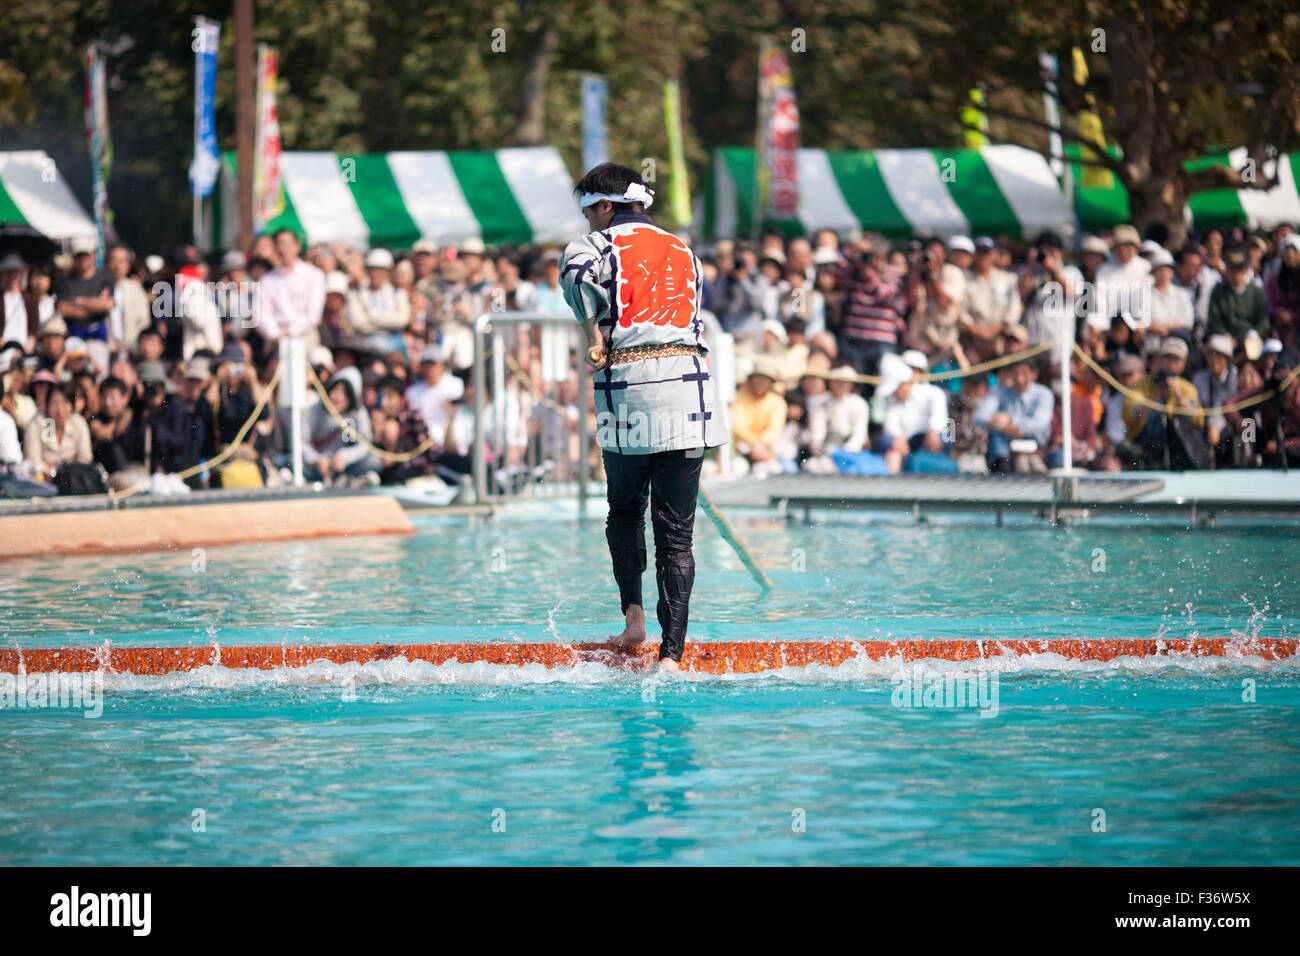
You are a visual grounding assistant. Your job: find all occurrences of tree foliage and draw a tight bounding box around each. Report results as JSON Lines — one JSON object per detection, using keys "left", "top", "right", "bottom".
{"left": 1, "top": 0, "right": 1296, "bottom": 250}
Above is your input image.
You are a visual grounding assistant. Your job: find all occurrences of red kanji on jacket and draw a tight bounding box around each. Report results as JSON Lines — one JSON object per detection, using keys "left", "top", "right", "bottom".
{"left": 611, "top": 226, "right": 697, "bottom": 329}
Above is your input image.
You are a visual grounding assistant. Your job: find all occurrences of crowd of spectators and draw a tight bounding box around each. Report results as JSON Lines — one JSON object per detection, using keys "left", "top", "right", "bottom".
{"left": 718, "top": 222, "right": 1300, "bottom": 476}
{"left": 1, "top": 217, "right": 1298, "bottom": 498}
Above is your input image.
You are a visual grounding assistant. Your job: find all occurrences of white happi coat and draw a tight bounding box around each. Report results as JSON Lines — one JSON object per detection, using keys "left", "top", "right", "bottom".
{"left": 560, "top": 210, "right": 728, "bottom": 454}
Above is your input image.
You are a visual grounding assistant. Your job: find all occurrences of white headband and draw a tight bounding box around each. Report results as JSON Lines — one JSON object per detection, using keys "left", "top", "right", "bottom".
{"left": 579, "top": 182, "right": 655, "bottom": 210}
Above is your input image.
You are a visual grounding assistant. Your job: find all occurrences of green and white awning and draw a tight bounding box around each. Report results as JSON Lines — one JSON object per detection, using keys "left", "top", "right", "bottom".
{"left": 0, "top": 151, "right": 97, "bottom": 245}
{"left": 215, "top": 147, "right": 587, "bottom": 250}
{"left": 706, "top": 145, "right": 1076, "bottom": 240}
{"left": 1070, "top": 145, "right": 1300, "bottom": 234}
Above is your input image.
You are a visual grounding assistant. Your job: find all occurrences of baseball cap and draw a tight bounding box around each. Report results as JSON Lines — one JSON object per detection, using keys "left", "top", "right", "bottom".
{"left": 64, "top": 336, "right": 88, "bottom": 358}
{"left": 325, "top": 272, "right": 350, "bottom": 296}
{"left": 183, "top": 358, "right": 211, "bottom": 381}
{"left": 947, "top": 235, "right": 975, "bottom": 254}
{"left": 1139, "top": 239, "right": 1164, "bottom": 257}
{"left": 1263, "top": 337, "right": 1284, "bottom": 355}
{"left": 900, "top": 349, "right": 929, "bottom": 372}
{"left": 974, "top": 236, "right": 997, "bottom": 253}
{"left": 760, "top": 319, "right": 789, "bottom": 345}
{"left": 364, "top": 248, "right": 395, "bottom": 270}
{"left": 459, "top": 237, "right": 487, "bottom": 256}
{"left": 420, "top": 343, "right": 446, "bottom": 364}
{"left": 1112, "top": 224, "right": 1141, "bottom": 247}
{"left": 307, "top": 345, "right": 335, "bottom": 370}
{"left": 39, "top": 318, "right": 69, "bottom": 338}
{"left": 412, "top": 239, "right": 438, "bottom": 255}
{"left": 1149, "top": 249, "right": 1175, "bottom": 270}
{"left": 1283, "top": 234, "right": 1300, "bottom": 254}
{"left": 748, "top": 357, "right": 781, "bottom": 381}
{"left": 1205, "top": 334, "right": 1235, "bottom": 358}
{"left": 69, "top": 236, "right": 96, "bottom": 256}
{"left": 219, "top": 250, "right": 247, "bottom": 273}
{"left": 1157, "top": 337, "right": 1189, "bottom": 360}
{"left": 1224, "top": 246, "right": 1249, "bottom": 269}
{"left": 1244, "top": 329, "right": 1263, "bottom": 361}
{"left": 1115, "top": 354, "right": 1146, "bottom": 378}
{"left": 1081, "top": 236, "right": 1110, "bottom": 257}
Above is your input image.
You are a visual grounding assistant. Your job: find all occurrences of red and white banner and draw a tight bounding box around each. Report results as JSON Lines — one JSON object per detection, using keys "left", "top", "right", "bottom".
{"left": 758, "top": 44, "right": 800, "bottom": 221}
{"left": 253, "top": 45, "right": 283, "bottom": 232}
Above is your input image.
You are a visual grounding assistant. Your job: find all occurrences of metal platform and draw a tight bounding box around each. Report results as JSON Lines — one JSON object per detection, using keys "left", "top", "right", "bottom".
{"left": 704, "top": 472, "right": 1300, "bottom": 524}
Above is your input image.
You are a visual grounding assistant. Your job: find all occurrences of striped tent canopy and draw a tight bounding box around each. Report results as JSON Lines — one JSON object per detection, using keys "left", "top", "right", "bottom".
{"left": 0, "top": 151, "right": 96, "bottom": 245}
{"left": 706, "top": 145, "right": 1075, "bottom": 241}
{"left": 215, "top": 147, "right": 587, "bottom": 251}
{"left": 1069, "top": 145, "right": 1300, "bottom": 234}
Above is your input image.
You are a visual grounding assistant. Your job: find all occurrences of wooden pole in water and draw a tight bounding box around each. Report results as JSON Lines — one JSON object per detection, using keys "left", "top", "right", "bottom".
{"left": 697, "top": 483, "right": 774, "bottom": 591}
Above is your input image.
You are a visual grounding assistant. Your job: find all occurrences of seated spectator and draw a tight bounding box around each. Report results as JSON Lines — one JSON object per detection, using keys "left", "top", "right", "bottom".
{"left": 1118, "top": 337, "right": 1208, "bottom": 470}
{"left": 1046, "top": 362, "right": 1101, "bottom": 469}
{"left": 153, "top": 359, "right": 215, "bottom": 485}
{"left": 347, "top": 248, "right": 411, "bottom": 355}
{"left": 0, "top": 374, "right": 55, "bottom": 497}
{"left": 774, "top": 391, "right": 812, "bottom": 473}
{"left": 973, "top": 348, "right": 1054, "bottom": 473}
{"left": 730, "top": 359, "right": 787, "bottom": 474}
{"left": 23, "top": 381, "right": 93, "bottom": 484}
{"left": 90, "top": 376, "right": 149, "bottom": 489}
{"left": 405, "top": 344, "right": 465, "bottom": 440}
{"left": 1144, "top": 249, "right": 1194, "bottom": 356}
{"left": 205, "top": 342, "right": 271, "bottom": 486}
{"left": 960, "top": 236, "right": 1022, "bottom": 363}
{"left": 1267, "top": 235, "right": 1300, "bottom": 345}
{"left": 303, "top": 366, "right": 380, "bottom": 487}
{"left": 1193, "top": 334, "right": 1240, "bottom": 463}
{"left": 1225, "top": 349, "right": 1300, "bottom": 468}
{"left": 875, "top": 350, "right": 952, "bottom": 474}
{"left": 373, "top": 375, "right": 442, "bottom": 484}
{"left": 1207, "top": 246, "right": 1270, "bottom": 354}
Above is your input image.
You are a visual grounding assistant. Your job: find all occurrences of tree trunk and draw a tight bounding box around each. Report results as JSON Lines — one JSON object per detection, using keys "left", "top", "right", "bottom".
{"left": 512, "top": 23, "right": 558, "bottom": 147}
{"left": 1125, "top": 170, "right": 1190, "bottom": 249}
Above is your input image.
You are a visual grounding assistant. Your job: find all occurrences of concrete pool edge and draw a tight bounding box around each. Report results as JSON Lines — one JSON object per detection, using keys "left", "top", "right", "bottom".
{"left": 0, "top": 495, "right": 415, "bottom": 559}
{"left": 2, "top": 637, "right": 1295, "bottom": 676}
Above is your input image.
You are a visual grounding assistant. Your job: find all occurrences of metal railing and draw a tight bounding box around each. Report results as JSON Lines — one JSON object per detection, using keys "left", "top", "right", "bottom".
{"left": 471, "top": 311, "right": 592, "bottom": 504}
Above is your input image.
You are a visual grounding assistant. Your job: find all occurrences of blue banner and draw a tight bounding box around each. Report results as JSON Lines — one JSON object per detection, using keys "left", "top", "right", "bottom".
{"left": 580, "top": 73, "right": 609, "bottom": 174}
{"left": 189, "top": 18, "right": 221, "bottom": 198}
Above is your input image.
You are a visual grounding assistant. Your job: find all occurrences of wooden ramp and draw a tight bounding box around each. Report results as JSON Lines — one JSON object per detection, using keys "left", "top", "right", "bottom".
{"left": 2, "top": 637, "right": 1294, "bottom": 676}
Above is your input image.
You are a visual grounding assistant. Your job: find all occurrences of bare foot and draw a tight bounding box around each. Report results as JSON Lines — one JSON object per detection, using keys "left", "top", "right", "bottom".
{"left": 657, "top": 657, "right": 681, "bottom": 672}
{"left": 608, "top": 605, "right": 646, "bottom": 649}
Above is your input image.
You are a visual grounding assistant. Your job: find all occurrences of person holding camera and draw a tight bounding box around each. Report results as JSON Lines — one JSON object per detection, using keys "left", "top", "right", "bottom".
{"left": 1118, "top": 337, "right": 1207, "bottom": 469}
{"left": 1021, "top": 232, "right": 1083, "bottom": 353}
{"left": 906, "top": 237, "right": 968, "bottom": 368}
{"left": 829, "top": 237, "right": 909, "bottom": 378}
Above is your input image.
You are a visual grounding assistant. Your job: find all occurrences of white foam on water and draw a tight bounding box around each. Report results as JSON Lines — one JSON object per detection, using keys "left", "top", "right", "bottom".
{"left": 37, "top": 640, "right": 1297, "bottom": 693}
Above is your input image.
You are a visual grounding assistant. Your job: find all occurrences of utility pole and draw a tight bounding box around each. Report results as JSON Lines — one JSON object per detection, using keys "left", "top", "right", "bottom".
{"left": 235, "top": 0, "right": 254, "bottom": 252}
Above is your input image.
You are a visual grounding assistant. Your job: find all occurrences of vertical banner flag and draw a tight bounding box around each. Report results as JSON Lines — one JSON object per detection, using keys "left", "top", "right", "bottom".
{"left": 189, "top": 17, "right": 222, "bottom": 199}
{"left": 757, "top": 41, "right": 800, "bottom": 222}
{"left": 1039, "top": 51, "right": 1064, "bottom": 179}
{"left": 84, "top": 46, "right": 115, "bottom": 266}
{"left": 1072, "top": 47, "right": 1114, "bottom": 190}
{"left": 663, "top": 78, "right": 692, "bottom": 228}
{"left": 580, "top": 73, "right": 609, "bottom": 174}
{"left": 962, "top": 87, "right": 989, "bottom": 148}
{"left": 253, "top": 44, "right": 284, "bottom": 233}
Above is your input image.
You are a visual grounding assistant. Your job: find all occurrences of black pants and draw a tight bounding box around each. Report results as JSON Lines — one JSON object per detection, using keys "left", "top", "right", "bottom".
{"left": 603, "top": 447, "right": 703, "bottom": 662}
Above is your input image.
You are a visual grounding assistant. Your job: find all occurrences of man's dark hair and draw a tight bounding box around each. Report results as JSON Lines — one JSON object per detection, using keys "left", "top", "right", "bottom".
{"left": 138, "top": 327, "right": 163, "bottom": 343}
{"left": 101, "top": 376, "right": 129, "bottom": 396}
{"left": 376, "top": 375, "right": 405, "bottom": 397}
{"left": 273, "top": 227, "right": 303, "bottom": 247}
{"left": 574, "top": 163, "right": 646, "bottom": 210}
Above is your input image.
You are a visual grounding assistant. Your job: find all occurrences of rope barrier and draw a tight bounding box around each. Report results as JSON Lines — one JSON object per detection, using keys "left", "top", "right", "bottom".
{"left": 304, "top": 362, "right": 441, "bottom": 464}
{"left": 800, "top": 342, "right": 1054, "bottom": 385}
{"left": 1072, "top": 343, "right": 1300, "bottom": 417}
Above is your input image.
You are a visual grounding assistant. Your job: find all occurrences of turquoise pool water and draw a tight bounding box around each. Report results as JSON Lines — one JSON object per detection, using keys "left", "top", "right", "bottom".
{"left": 2, "top": 504, "right": 1299, "bottom": 865}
